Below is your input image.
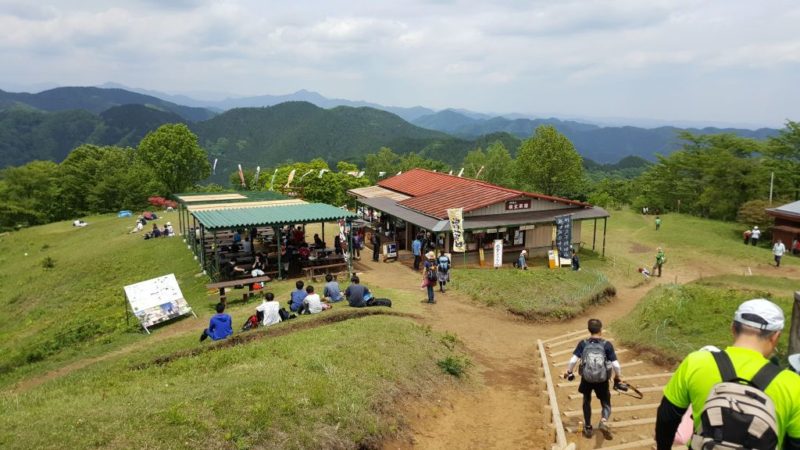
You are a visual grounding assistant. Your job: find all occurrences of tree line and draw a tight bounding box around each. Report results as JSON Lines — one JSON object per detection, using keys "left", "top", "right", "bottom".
{"left": 0, "top": 123, "right": 209, "bottom": 230}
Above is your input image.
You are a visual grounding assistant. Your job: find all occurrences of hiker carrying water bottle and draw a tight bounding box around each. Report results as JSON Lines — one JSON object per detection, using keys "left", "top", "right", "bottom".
{"left": 563, "top": 319, "right": 624, "bottom": 440}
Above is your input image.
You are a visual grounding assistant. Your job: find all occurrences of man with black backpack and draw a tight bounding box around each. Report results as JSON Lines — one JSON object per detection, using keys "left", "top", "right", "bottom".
{"left": 564, "top": 319, "right": 624, "bottom": 439}
{"left": 437, "top": 252, "right": 451, "bottom": 293}
{"left": 655, "top": 298, "right": 800, "bottom": 450}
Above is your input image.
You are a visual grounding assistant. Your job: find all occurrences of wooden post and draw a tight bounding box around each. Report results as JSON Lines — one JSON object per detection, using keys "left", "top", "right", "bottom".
{"left": 277, "top": 226, "right": 282, "bottom": 280}
{"left": 592, "top": 218, "right": 597, "bottom": 251}
{"left": 602, "top": 217, "right": 607, "bottom": 257}
{"left": 790, "top": 291, "right": 800, "bottom": 356}
{"left": 199, "top": 224, "right": 206, "bottom": 271}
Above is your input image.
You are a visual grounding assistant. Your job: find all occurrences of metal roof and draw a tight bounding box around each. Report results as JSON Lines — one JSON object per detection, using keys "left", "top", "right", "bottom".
{"left": 766, "top": 200, "right": 800, "bottom": 221}
{"left": 192, "top": 203, "right": 356, "bottom": 230}
{"left": 377, "top": 168, "right": 591, "bottom": 208}
{"left": 378, "top": 169, "right": 477, "bottom": 197}
{"left": 399, "top": 183, "right": 520, "bottom": 219}
{"left": 187, "top": 199, "right": 306, "bottom": 212}
{"left": 348, "top": 185, "right": 410, "bottom": 201}
{"left": 358, "top": 197, "right": 446, "bottom": 231}
{"left": 174, "top": 190, "right": 289, "bottom": 206}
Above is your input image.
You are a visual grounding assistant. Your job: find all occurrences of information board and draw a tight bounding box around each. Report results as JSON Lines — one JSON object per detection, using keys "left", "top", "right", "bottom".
{"left": 384, "top": 242, "right": 398, "bottom": 261}
{"left": 493, "top": 239, "right": 504, "bottom": 268}
{"left": 554, "top": 214, "right": 573, "bottom": 263}
{"left": 123, "top": 274, "right": 194, "bottom": 333}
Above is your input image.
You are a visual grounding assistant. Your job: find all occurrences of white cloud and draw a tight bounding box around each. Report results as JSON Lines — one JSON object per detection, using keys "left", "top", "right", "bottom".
{"left": 0, "top": 0, "right": 798, "bottom": 126}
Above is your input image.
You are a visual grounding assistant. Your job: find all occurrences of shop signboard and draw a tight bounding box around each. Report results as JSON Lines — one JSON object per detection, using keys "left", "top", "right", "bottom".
{"left": 493, "top": 239, "right": 503, "bottom": 268}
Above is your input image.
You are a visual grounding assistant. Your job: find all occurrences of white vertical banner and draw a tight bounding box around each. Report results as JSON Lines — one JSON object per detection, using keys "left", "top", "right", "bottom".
{"left": 285, "top": 169, "right": 296, "bottom": 188}
{"left": 447, "top": 208, "right": 466, "bottom": 253}
{"left": 493, "top": 239, "right": 503, "bottom": 268}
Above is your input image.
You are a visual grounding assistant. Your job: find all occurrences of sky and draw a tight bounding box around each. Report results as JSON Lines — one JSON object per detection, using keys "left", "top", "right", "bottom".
{"left": 1, "top": 0, "right": 799, "bottom": 127}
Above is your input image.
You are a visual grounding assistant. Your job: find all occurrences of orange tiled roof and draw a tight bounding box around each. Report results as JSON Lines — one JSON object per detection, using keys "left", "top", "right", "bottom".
{"left": 378, "top": 168, "right": 590, "bottom": 219}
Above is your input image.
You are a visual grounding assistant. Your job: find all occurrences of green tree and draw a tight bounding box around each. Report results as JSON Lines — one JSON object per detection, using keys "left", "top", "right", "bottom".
{"left": 137, "top": 123, "right": 211, "bottom": 194}
{"left": 462, "top": 148, "right": 486, "bottom": 179}
{"left": 365, "top": 147, "right": 400, "bottom": 182}
{"left": 483, "top": 141, "right": 514, "bottom": 187}
{"left": 515, "top": 125, "right": 585, "bottom": 197}
{"left": 0, "top": 160, "right": 61, "bottom": 226}
{"left": 765, "top": 120, "right": 800, "bottom": 201}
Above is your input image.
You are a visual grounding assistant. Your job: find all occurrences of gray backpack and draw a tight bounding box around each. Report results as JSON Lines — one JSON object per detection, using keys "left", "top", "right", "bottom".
{"left": 691, "top": 351, "right": 781, "bottom": 450}
{"left": 579, "top": 339, "right": 609, "bottom": 384}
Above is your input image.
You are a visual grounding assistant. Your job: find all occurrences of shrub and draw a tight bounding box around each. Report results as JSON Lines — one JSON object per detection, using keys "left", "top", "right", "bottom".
{"left": 41, "top": 256, "right": 55, "bottom": 269}
{"left": 437, "top": 355, "right": 471, "bottom": 378}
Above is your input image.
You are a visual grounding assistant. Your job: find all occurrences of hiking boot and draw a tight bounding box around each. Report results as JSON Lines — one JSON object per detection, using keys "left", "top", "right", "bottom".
{"left": 598, "top": 420, "right": 613, "bottom": 440}
{"left": 582, "top": 425, "right": 593, "bottom": 438}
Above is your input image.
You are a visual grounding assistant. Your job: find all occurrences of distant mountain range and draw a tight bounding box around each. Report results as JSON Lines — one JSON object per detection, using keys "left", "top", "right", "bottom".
{"left": 0, "top": 85, "right": 784, "bottom": 181}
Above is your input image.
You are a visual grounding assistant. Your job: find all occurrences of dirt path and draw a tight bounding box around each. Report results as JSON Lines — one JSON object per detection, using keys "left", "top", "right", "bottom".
{"left": 373, "top": 248, "right": 713, "bottom": 450}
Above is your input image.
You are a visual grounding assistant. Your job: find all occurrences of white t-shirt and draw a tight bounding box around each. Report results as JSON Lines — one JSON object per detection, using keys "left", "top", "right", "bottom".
{"left": 773, "top": 242, "right": 786, "bottom": 256}
{"left": 304, "top": 293, "right": 324, "bottom": 314}
{"left": 256, "top": 300, "right": 281, "bottom": 326}
{"left": 752, "top": 229, "right": 761, "bottom": 239}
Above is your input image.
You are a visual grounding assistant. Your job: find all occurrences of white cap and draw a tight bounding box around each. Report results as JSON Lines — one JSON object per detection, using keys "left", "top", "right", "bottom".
{"left": 700, "top": 345, "right": 720, "bottom": 352}
{"left": 789, "top": 354, "right": 800, "bottom": 373}
{"left": 734, "top": 298, "right": 785, "bottom": 331}
{"left": 754, "top": 226, "right": 759, "bottom": 229}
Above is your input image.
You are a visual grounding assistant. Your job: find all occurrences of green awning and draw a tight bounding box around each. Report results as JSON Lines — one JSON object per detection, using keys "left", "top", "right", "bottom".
{"left": 192, "top": 203, "right": 356, "bottom": 230}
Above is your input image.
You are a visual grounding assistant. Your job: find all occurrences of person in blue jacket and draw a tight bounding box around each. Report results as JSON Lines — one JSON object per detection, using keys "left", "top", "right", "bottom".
{"left": 200, "top": 303, "right": 233, "bottom": 342}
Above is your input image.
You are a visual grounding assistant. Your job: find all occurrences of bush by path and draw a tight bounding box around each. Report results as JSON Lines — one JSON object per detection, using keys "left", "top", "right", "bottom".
{"left": 451, "top": 267, "right": 615, "bottom": 320}
{"left": 613, "top": 275, "right": 794, "bottom": 365}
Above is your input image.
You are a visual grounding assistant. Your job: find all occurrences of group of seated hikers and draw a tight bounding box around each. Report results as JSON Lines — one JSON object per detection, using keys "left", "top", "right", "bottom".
{"left": 201, "top": 274, "right": 392, "bottom": 341}
{"left": 144, "top": 222, "right": 175, "bottom": 239}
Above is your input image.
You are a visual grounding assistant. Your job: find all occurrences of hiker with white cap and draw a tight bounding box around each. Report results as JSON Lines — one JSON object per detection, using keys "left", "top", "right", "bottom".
{"left": 516, "top": 249, "right": 528, "bottom": 270}
{"left": 655, "top": 298, "right": 800, "bottom": 449}
{"left": 790, "top": 354, "right": 800, "bottom": 375}
{"left": 165, "top": 221, "right": 174, "bottom": 236}
{"left": 751, "top": 225, "right": 761, "bottom": 246}
{"left": 773, "top": 239, "right": 787, "bottom": 267}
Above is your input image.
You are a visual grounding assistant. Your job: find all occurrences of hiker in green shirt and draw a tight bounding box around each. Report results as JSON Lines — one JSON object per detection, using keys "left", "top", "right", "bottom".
{"left": 653, "top": 247, "right": 666, "bottom": 277}
{"left": 655, "top": 216, "right": 662, "bottom": 231}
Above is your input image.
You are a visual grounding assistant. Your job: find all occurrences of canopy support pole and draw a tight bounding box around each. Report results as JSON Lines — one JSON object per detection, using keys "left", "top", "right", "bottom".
{"left": 277, "top": 226, "right": 282, "bottom": 280}
{"left": 592, "top": 218, "right": 597, "bottom": 251}
{"left": 602, "top": 217, "right": 607, "bottom": 258}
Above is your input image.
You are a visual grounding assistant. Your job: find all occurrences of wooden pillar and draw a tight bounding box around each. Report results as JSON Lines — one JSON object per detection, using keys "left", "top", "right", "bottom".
{"left": 200, "top": 224, "right": 206, "bottom": 272}
{"left": 213, "top": 231, "right": 219, "bottom": 280}
{"left": 322, "top": 222, "right": 325, "bottom": 246}
{"left": 602, "top": 217, "right": 607, "bottom": 257}
{"left": 347, "top": 219, "right": 354, "bottom": 276}
{"left": 276, "top": 226, "right": 282, "bottom": 280}
{"left": 592, "top": 218, "right": 597, "bottom": 251}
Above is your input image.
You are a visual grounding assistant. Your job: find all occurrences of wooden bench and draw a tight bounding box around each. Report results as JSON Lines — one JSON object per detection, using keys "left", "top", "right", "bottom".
{"left": 302, "top": 262, "right": 347, "bottom": 282}
{"left": 206, "top": 275, "right": 272, "bottom": 303}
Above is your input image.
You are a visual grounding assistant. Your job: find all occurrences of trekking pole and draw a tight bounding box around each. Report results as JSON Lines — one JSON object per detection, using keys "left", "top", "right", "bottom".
{"left": 613, "top": 381, "right": 644, "bottom": 399}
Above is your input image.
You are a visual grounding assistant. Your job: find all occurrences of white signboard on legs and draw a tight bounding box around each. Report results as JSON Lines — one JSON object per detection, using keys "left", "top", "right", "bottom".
{"left": 493, "top": 239, "right": 503, "bottom": 268}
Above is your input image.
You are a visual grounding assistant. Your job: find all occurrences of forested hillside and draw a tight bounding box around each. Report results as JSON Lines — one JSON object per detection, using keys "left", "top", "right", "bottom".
{"left": 193, "top": 101, "right": 478, "bottom": 182}
{"left": 0, "top": 105, "right": 186, "bottom": 167}
{"left": 413, "top": 110, "right": 779, "bottom": 162}
{"left": 0, "top": 87, "right": 215, "bottom": 122}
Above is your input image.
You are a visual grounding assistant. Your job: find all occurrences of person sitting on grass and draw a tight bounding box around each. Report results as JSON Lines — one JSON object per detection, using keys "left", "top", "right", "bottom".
{"left": 638, "top": 267, "right": 651, "bottom": 279}
{"left": 344, "top": 276, "right": 392, "bottom": 308}
{"left": 200, "top": 303, "right": 232, "bottom": 342}
{"left": 301, "top": 285, "right": 331, "bottom": 314}
{"left": 256, "top": 292, "right": 283, "bottom": 326}
{"left": 288, "top": 280, "right": 307, "bottom": 312}
{"left": 571, "top": 249, "right": 580, "bottom": 271}
{"left": 323, "top": 273, "right": 345, "bottom": 302}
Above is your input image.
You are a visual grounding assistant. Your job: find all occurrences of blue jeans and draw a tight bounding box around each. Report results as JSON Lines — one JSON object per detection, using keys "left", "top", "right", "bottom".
{"left": 426, "top": 284, "right": 435, "bottom": 302}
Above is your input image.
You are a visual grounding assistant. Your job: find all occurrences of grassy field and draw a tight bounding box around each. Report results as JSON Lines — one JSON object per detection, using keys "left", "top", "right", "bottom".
{"left": 0, "top": 213, "right": 470, "bottom": 448}
{"left": 613, "top": 275, "right": 796, "bottom": 365}
{"left": 601, "top": 209, "right": 799, "bottom": 275}
{"left": 0, "top": 315, "right": 457, "bottom": 449}
{"left": 450, "top": 266, "right": 615, "bottom": 320}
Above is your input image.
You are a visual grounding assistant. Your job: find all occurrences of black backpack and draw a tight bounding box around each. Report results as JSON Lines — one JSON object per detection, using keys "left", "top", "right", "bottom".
{"left": 426, "top": 265, "right": 438, "bottom": 282}
{"left": 691, "top": 351, "right": 782, "bottom": 450}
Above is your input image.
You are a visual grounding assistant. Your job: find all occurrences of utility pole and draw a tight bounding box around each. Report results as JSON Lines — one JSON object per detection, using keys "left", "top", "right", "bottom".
{"left": 769, "top": 172, "right": 774, "bottom": 204}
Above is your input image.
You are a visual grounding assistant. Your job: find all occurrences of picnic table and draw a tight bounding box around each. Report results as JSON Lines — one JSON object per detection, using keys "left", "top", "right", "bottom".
{"left": 206, "top": 275, "right": 272, "bottom": 303}
{"left": 301, "top": 257, "right": 347, "bottom": 281}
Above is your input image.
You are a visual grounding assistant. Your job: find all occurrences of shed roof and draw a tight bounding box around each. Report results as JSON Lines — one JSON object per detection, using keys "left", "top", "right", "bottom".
{"left": 192, "top": 203, "right": 356, "bottom": 230}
